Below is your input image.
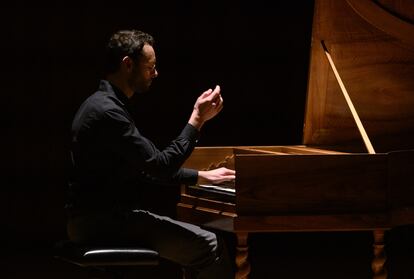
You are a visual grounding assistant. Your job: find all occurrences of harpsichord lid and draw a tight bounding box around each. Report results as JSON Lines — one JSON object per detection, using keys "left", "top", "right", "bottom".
{"left": 303, "top": 0, "right": 414, "bottom": 153}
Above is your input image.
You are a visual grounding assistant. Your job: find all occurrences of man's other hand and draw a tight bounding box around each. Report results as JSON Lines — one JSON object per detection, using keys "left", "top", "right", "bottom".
{"left": 188, "top": 85, "right": 223, "bottom": 130}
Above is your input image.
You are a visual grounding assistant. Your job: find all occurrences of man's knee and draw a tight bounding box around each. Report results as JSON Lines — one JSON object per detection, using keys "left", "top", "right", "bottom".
{"left": 185, "top": 230, "right": 218, "bottom": 269}
{"left": 184, "top": 233, "right": 234, "bottom": 279}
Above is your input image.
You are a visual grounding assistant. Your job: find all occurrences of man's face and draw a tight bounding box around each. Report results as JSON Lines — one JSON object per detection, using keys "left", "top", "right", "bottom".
{"left": 129, "top": 44, "right": 158, "bottom": 94}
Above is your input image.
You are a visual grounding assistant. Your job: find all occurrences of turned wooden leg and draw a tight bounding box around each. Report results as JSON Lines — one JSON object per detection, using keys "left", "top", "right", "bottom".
{"left": 235, "top": 232, "right": 250, "bottom": 279}
{"left": 372, "top": 230, "right": 387, "bottom": 279}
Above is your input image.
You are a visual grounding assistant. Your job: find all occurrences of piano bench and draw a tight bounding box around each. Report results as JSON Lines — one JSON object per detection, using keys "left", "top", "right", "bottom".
{"left": 54, "top": 240, "right": 159, "bottom": 278}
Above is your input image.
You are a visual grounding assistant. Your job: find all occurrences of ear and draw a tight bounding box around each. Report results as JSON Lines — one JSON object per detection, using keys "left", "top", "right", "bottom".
{"left": 121, "top": 56, "right": 134, "bottom": 72}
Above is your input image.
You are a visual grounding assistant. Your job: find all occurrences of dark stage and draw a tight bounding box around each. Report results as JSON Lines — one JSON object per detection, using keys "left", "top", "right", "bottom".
{"left": 3, "top": 1, "right": 414, "bottom": 278}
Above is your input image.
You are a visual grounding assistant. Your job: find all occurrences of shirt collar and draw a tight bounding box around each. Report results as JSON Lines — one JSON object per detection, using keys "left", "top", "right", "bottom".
{"left": 98, "top": 79, "right": 131, "bottom": 106}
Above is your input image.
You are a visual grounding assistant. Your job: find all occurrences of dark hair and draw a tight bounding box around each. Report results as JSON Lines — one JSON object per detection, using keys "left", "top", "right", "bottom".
{"left": 104, "top": 30, "right": 155, "bottom": 74}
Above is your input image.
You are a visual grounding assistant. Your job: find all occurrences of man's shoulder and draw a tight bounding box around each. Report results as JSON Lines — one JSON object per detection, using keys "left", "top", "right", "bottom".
{"left": 83, "top": 90, "right": 123, "bottom": 114}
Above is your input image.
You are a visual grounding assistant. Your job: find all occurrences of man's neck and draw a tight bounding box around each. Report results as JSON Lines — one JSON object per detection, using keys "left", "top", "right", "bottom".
{"left": 106, "top": 74, "right": 134, "bottom": 99}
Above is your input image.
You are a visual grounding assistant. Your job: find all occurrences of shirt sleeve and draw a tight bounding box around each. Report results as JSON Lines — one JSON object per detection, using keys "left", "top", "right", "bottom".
{"left": 140, "top": 167, "right": 198, "bottom": 186}
{"left": 103, "top": 108, "right": 199, "bottom": 183}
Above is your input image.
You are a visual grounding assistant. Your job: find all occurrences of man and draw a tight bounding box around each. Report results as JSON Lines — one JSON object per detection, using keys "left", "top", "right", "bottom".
{"left": 66, "top": 29, "right": 235, "bottom": 279}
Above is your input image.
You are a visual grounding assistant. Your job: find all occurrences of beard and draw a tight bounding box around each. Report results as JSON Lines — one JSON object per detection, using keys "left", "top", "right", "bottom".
{"left": 128, "top": 75, "right": 152, "bottom": 95}
{"left": 135, "top": 82, "right": 151, "bottom": 95}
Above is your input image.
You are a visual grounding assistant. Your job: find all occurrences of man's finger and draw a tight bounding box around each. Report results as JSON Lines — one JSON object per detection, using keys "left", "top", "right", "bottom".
{"left": 201, "top": 89, "right": 213, "bottom": 98}
{"left": 207, "top": 85, "right": 220, "bottom": 101}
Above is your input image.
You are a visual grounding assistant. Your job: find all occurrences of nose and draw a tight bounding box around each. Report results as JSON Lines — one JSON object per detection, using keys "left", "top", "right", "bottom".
{"left": 152, "top": 69, "right": 158, "bottom": 78}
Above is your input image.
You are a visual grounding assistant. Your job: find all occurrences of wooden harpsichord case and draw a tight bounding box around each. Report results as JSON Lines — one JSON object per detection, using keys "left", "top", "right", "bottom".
{"left": 177, "top": 0, "right": 414, "bottom": 278}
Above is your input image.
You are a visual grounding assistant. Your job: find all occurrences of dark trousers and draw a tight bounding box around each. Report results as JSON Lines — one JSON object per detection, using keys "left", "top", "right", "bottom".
{"left": 67, "top": 209, "right": 234, "bottom": 279}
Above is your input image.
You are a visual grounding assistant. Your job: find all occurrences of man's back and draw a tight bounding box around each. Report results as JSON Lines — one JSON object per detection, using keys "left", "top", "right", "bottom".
{"left": 69, "top": 80, "right": 142, "bottom": 215}
{"left": 68, "top": 80, "right": 201, "bottom": 216}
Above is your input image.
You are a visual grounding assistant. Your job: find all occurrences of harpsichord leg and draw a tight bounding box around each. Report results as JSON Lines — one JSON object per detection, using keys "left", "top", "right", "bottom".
{"left": 372, "top": 229, "right": 387, "bottom": 279}
{"left": 235, "top": 232, "right": 250, "bottom": 279}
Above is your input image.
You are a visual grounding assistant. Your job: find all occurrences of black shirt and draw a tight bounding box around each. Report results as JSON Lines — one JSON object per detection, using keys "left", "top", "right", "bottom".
{"left": 67, "top": 80, "right": 199, "bottom": 215}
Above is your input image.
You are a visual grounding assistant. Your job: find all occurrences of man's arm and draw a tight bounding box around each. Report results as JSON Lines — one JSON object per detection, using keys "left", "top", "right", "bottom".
{"left": 188, "top": 85, "right": 236, "bottom": 184}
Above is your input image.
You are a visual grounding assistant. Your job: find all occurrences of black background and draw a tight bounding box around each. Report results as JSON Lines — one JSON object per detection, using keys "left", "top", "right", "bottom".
{"left": 3, "top": 1, "right": 413, "bottom": 278}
